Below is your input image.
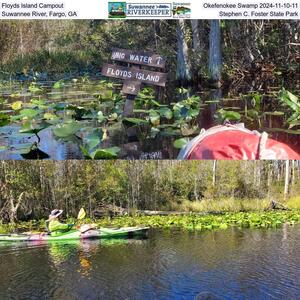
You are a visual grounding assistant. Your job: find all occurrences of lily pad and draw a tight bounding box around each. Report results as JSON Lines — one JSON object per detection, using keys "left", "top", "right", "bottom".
{"left": 85, "top": 129, "right": 103, "bottom": 150}
{"left": 173, "top": 138, "right": 189, "bottom": 149}
{"left": 90, "top": 147, "right": 120, "bottom": 159}
{"left": 19, "top": 109, "right": 39, "bottom": 119}
{"left": 0, "top": 113, "right": 10, "bottom": 127}
{"left": 122, "top": 118, "right": 148, "bottom": 126}
{"left": 19, "top": 121, "right": 50, "bottom": 135}
{"left": 53, "top": 121, "right": 82, "bottom": 138}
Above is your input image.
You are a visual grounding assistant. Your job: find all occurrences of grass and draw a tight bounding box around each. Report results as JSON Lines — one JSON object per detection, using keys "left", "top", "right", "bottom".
{"left": 172, "top": 198, "right": 271, "bottom": 213}
{"left": 0, "top": 50, "right": 99, "bottom": 77}
{"left": 286, "top": 196, "right": 300, "bottom": 210}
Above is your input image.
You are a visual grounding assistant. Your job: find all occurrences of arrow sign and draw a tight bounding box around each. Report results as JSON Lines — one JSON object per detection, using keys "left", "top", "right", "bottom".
{"left": 122, "top": 80, "right": 141, "bottom": 96}
{"left": 111, "top": 48, "right": 166, "bottom": 69}
{"left": 156, "top": 56, "right": 164, "bottom": 66}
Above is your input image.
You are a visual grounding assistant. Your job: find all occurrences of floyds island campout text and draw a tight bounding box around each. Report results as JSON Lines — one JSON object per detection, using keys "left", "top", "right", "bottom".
{"left": 0, "top": 2, "right": 77, "bottom": 17}
{"left": 1, "top": 3, "right": 64, "bottom": 9}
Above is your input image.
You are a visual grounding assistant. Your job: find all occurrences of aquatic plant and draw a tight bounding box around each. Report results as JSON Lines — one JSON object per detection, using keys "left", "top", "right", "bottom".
{"left": 1, "top": 212, "right": 300, "bottom": 235}
{"left": 0, "top": 79, "right": 204, "bottom": 159}
{"left": 93, "top": 212, "right": 300, "bottom": 232}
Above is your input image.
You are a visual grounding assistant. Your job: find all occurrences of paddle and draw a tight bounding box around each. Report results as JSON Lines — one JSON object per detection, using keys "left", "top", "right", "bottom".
{"left": 77, "top": 207, "right": 86, "bottom": 220}
{"left": 71, "top": 207, "right": 86, "bottom": 229}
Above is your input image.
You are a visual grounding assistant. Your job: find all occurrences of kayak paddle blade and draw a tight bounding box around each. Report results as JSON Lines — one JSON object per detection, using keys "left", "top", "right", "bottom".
{"left": 78, "top": 208, "right": 86, "bottom": 220}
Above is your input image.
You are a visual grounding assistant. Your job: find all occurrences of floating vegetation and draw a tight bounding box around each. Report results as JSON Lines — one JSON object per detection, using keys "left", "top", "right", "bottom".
{"left": 96, "top": 212, "right": 300, "bottom": 231}
{"left": 0, "top": 77, "right": 299, "bottom": 159}
{"left": 1, "top": 212, "right": 300, "bottom": 234}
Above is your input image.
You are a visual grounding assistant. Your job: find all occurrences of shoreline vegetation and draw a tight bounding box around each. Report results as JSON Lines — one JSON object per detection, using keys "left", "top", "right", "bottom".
{"left": 1, "top": 160, "right": 300, "bottom": 234}
{"left": 1, "top": 210, "right": 300, "bottom": 234}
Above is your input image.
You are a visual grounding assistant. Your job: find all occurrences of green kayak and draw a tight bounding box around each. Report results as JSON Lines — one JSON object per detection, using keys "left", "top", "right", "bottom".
{"left": 0, "top": 226, "right": 149, "bottom": 242}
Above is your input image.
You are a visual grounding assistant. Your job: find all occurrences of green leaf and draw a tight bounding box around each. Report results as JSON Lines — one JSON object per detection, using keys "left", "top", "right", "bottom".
{"left": 0, "top": 113, "right": 10, "bottom": 127}
{"left": 85, "top": 129, "right": 103, "bottom": 150}
{"left": 149, "top": 110, "right": 160, "bottom": 126}
{"left": 122, "top": 118, "right": 148, "bottom": 126}
{"left": 53, "top": 121, "right": 81, "bottom": 137}
{"left": 28, "top": 83, "right": 42, "bottom": 93}
{"left": 80, "top": 145, "right": 92, "bottom": 159}
{"left": 11, "top": 101, "right": 23, "bottom": 110}
{"left": 159, "top": 107, "right": 173, "bottom": 119}
{"left": 19, "top": 121, "right": 50, "bottom": 135}
{"left": 43, "top": 112, "right": 57, "bottom": 120}
{"left": 217, "top": 109, "right": 241, "bottom": 121}
{"left": 279, "top": 88, "right": 300, "bottom": 112}
{"left": 90, "top": 147, "right": 120, "bottom": 159}
{"left": 173, "top": 138, "right": 189, "bottom": 149}
{"left": 53, "top": 80, "right": 65, "bottom": 89}
{"left": 19, "top": 109, "right": 39, "bottom": 119}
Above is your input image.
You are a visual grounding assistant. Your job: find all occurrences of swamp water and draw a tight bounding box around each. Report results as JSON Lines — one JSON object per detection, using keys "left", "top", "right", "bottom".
{"left": 0, "top": 79, "right": 299, "bottom": 159}
{"left": 0, "top": 226, "right": 300, "bottom": 299}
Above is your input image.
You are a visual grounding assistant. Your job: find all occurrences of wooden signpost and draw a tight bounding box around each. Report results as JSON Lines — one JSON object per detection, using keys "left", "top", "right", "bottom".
{"left": 101, "top": 48, "right": 167, "bottom": 140}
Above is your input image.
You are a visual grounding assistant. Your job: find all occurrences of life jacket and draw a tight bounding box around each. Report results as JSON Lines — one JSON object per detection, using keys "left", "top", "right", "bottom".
{"left": 178, "top": 123, "right": 300, "bottom": 160}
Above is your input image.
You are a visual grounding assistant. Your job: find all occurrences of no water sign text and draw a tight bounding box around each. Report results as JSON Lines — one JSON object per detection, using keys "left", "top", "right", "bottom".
{"left": 111, "top": 48, "right": 166, "bottom": 69}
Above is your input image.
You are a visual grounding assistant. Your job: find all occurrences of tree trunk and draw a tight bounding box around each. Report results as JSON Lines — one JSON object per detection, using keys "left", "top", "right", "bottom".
{"left": 209, "top": 20, "right": 222, "bottom": 84}
{"left": 212, "top": 160, "right": 217, "bottom": 187}
{"left": 284, "top": 160, "right": 290, "bottom": 200}
{"left": 191, "top": 20, "right": 200, "bottom": 51}
{"left": 176, "top": 19, "right": 192, "bottom": 82}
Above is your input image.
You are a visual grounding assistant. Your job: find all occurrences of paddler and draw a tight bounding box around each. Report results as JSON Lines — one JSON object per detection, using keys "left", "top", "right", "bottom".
{"left": 46, "top": 209, "right": 74, "bottom": 235}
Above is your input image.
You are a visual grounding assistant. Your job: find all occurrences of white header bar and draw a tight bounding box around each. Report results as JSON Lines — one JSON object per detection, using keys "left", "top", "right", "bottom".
{"left": 0, "top": 0, "right": 299, "bottom": 19}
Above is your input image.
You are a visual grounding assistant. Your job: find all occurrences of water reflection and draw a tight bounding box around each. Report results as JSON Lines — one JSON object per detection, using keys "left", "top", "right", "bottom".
{"left": 200, "top": 89, "right": 222, "bottom": 129}
{"left": 0, "top": 227, "right": 300, "bottom": 299}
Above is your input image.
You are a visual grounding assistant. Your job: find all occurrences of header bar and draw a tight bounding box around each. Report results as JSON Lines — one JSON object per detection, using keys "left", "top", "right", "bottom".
{"left": 0, "top": 0, "right": 299, "bottom": 19}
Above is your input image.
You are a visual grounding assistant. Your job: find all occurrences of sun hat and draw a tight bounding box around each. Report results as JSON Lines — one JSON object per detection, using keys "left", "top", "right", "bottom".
{"left": 48, "top": 209, "right": 63, "bottom": 219}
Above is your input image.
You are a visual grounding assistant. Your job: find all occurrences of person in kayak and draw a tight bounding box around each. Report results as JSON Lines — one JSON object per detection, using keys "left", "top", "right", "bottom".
{"left": 46, "top": 209, "right": 74, "bottom": 236}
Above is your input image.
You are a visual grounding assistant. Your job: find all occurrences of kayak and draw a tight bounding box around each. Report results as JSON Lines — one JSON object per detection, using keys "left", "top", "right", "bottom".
{"left": 0, "top": 226, "right": 149, "bottom": 242}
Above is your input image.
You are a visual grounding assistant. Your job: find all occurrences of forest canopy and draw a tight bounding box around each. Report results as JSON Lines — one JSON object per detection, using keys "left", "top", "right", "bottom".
{"left": 0, "top": 160, "right": 299, "bottom": 223}
{"left": 0, "top": 20, "right": 299, "bottom": 88}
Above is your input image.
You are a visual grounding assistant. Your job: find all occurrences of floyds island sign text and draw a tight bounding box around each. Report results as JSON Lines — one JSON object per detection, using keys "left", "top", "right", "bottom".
{"left": 102, "top": 64, "right": 166, "bottom": 87}
{"left": 102, "top": 48, "right": 167, "bottom": 95}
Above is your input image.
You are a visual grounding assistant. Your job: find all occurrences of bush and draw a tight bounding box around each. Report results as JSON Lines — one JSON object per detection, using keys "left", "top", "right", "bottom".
{"left": 1, "top": 50, "right": 98, "bottom": 76}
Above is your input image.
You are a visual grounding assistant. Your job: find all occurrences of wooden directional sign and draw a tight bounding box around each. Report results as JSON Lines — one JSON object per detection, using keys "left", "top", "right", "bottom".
{"left": 102, "top": 63, "right": 167, "bottom": 87}
{"left": 122, "top": 80, "right": 141, "bottom": 96}
{"left": 111, "top": 48, "right": 166, "bottom": 69}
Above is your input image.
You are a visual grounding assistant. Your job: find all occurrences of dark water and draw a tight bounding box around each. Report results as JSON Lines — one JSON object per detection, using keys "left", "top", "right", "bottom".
{"left": 0, "top": 227, "right": 300, "bottom": 300}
